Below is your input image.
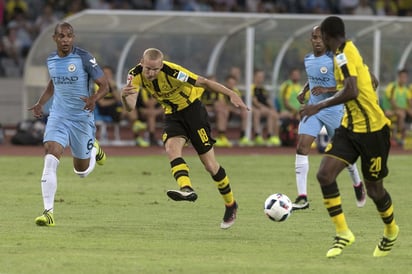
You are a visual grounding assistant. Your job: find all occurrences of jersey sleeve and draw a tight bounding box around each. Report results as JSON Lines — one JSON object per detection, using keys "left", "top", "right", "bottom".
{"left": 80, "top": 50, "right": 104, "bottom": 80}
{"left": 163, "top": 61, "right": 198, "bottom": 86}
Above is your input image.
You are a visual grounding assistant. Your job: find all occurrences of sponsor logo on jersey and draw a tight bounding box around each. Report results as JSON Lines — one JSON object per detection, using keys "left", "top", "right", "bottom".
{"left": 336, "top": 53, "right": 347, "bottom": 67}
{"left": 176, "top": 71, "right": 188, "bottom": 82}
{"left": 52, "top": 76, "right": 79, "bottom": 84}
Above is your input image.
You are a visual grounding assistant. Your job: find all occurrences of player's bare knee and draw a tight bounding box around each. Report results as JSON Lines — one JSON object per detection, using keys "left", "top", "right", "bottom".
{"left": 316, "top": 169, "right": 332, "bottom": 185}
{"left": 296, "top": 145, "right": 310, "bottom": 155}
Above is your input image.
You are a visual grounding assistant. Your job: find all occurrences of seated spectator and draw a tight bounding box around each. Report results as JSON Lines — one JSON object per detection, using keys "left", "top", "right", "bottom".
{"left": 303, "top": 0, "right": 333, "bottom": 14}
{"left": 278, "top": 67, "right": 302, "bottom": 120}
{"left": 136, "top": 88, "right": 164, "bottom": 146}
{"left": 200, "top": 75, "right": 219, "bottom": 115}
{"left": 251, "top": 69, "right": 281, "bottom": 146}
{"left": 34, "top": 3, "right": 59, "bottom": 36}
{"left": 95, "top": 66, "right": 147, "bottom": 146}
{"left": 2, "top": 24, "right": 23, "bottom": 68}
{"left": 353, "top": 0, "right": 375, "bottom": 15}
{"left": 339, "top": 0, "right": 359, "bottom": 14}
{"left": 215, "top": 74, "right": 253, "bottom": 147}
{"left": 397, "top": 0, "right": 412, "bottom": 16}
{"left": 5, "top": 0, "right": 28, "bottom": 23}
{"left": 0, "top": 37, "right": 8, "bottom": 76}
{"left": 382, "top": 68, "right": 412, "bottom": 145}
{"left": 7, "top": 7, "right": 34, "bottom": 58}
{"left": 375, "top": 0, "right": 398, "bottom": 15}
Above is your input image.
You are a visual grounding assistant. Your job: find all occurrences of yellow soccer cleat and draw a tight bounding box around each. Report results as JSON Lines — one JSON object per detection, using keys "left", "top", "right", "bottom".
{"left": 266, "top": 136, "right": 281, "bottom": 147}
{"left": 253, "top": 135, "right": 265, "bottom": 146}
{"left": 94, "top": 139, "right": 106, "bottom": 165}
{"left": 326, "top": 230, "right": 355, "bottom": 258}
{"left": 215, "top": 135, "right": 233, "bottom": 147}
{"left": 373, "top": 225, "right": 399, "bottom": 257}
{"left": 132, "top": 120, "right": 147, "bottom": 133}
{"left": 35, "top": 209, "right": 55, "bottom": 227}
{"left": 135, "top": 136, "right": 150, "bottom": 147}
{"left": 238, "top": 136, "right": 253, "bottom": 147}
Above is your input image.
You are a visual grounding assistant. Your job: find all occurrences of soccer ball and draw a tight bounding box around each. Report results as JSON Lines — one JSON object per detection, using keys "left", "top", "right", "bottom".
{"left": 264, "top": 193, "right": 292, "bottom": 222}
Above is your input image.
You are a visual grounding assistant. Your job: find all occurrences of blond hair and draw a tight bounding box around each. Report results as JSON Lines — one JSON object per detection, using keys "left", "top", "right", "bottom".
{"left": 143, "top": 48, "right": 164, "bottom": 61}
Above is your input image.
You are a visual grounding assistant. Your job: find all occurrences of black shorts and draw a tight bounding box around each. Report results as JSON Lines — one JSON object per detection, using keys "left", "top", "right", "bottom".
{"left": 324, "top": 125, "right": 391, "bottom": 181}
{"left": 163, "top": 99, "right": 215, "bottom": 155}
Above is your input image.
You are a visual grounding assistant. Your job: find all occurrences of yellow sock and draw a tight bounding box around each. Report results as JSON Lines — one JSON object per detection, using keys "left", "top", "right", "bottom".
{"left": 321, "top": 182, "right": 349, "bottom": 234}
{"left": 323, "top": 195, "right": 349, "bottom": 234}
{"left": 379, "top": 203, "right": 398, "bottom": 236}
{"left": 375, "top": 191, "right": 397, "bottom": 237}
{"left": 212, "top": 167, "right": 234, "bottom": 205}
{"left": 170, "top": 158, "right": 192, "bottom": 189}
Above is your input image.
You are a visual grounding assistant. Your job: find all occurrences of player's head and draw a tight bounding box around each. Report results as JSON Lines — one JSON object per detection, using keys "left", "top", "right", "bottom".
{"left": 253, "top": 68, "right": 265, "bottom": 85}
{"left": 311, "top": 26, "right": 326, "bottom": 56}
{"left": 141, "top": 48, "right": 164, "bottom": 81}
{"left": 320, "top": 16, "right": 345, "bottom": 50}
{"left": 102, "top": 65, "right": 114, "bottom": 79}
{"left": 53, "top": 22, "right": 75, "bottom": 56}
{"left": 397, "top": 68, "right": 409, "bottom": 85}
{"left": 289, "top": 68, "right": 301, "bottom": 83}
{"left": 225, "top": 74, "right": 238, "bottom": 89}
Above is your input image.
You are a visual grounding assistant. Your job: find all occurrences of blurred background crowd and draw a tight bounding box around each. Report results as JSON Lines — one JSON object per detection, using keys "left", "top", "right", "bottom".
{"left": 0, "top": 0, "right": 412, "bottom": 77}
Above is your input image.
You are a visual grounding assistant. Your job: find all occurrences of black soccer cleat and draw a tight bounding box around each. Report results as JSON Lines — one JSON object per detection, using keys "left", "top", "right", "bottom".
{"left": 167, "top": 187, "right": 198, "bottom": 202}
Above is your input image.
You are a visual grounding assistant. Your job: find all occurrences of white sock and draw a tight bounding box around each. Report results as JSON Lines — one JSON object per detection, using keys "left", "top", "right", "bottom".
{"left": 295, "top": 154, "right": 309, "bottom": 196}
{"left": 73, "top": 147, "right": 97, "bottom": 178}
{"left": 347, "top": 164, "right": 362, "bottom": 186}
{"left": 41, "top": 154, "right": 59, "bottom": 212}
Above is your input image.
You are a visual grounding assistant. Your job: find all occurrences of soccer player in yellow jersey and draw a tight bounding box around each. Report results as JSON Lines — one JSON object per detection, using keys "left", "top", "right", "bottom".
{"left": 300, "top": 16, "right": 399, "bottom": 258}
{"left": 121, "top": 48, "right": 249, "bottom": 229}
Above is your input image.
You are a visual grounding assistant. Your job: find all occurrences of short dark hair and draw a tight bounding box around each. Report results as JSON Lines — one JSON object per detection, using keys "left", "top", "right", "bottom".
{"left": 320, "top": 16, "right": 345, "bottom": 39}
{"left": 398, "top": 68, "right": 408, "bottom": 75}
{"left": 54, "top": 22, "right": 74, "bottom": 35}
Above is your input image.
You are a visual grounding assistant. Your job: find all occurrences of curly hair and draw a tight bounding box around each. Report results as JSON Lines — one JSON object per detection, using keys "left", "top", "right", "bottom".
{"left": 320, "top": 16, "right": 345, "bottom": 39}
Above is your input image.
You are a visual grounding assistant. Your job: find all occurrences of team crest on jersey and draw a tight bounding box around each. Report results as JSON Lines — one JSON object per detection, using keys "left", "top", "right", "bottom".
{"left": 336, "top": 53, "right": 348, "bottom": 67}
{"left": 68, "top": 64, "right": 76, "bottom": 72}
{"left": 176, "top": 71, "right": 188, "bottom": 82}
{"left": 320, "top": 66, "right": 328, "bottom": 74}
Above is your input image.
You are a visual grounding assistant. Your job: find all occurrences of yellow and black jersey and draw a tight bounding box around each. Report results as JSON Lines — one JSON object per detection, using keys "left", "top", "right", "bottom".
{"left": 216, "top": 87, "right": 242, "bottom": 103}
{"left": 94, "top": 82, "right": 116, "bottom": 100}
{"left": 334, "top": 40, "right": 390, "bottom": 133}
{"left": 136, "top": 88, "right": 161, "bottom": 108}
{"left": 252, "top": 84, "right": 270, "bottom": 106}
{"left": 200, "top": 88, "right": 218, "bottom": 106}
{"left": 127, "top": 61, "right": 204, "bottom": 114}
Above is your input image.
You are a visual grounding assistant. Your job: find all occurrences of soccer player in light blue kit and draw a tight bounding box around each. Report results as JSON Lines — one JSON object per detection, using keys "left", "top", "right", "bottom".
{"left": 292, "top": 26, "right": 366, "bottom": 210}
{"left": 28, "top": 22, "right": 109, "bottom": 226}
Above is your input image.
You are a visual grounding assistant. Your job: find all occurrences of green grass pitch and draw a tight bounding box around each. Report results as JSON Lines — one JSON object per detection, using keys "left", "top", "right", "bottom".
{"left": 0, "top": 154, "right": 410, "bottom": 273}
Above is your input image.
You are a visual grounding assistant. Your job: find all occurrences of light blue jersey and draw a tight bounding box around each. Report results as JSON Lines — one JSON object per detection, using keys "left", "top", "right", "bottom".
{"left": 44, "top": 46, "right": 104, "bottom": 159}
{"left": 47, "top": 47, "right": 103, "bottom": 119}
{"left": 299, "top": 51, "right": 343, "bottom": 138}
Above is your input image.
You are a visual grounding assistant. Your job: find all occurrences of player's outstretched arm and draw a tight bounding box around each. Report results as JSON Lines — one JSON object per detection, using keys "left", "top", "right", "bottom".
{"left": 196, "top": 76, "right": 249, "bottom": 111}
{"left": 121, "top": 82, "right": 138, "bottom": 112}
{"left": 28, "top": 79, "right": 54, "bottom": 118}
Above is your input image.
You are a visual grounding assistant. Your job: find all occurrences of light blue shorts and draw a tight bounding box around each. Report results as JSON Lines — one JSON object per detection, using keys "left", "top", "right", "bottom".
{"left": 43, "top": 115, "right": 96, "bottom": 159}
{"left": 299, "top": 109, "right": 343, "bottom": 138}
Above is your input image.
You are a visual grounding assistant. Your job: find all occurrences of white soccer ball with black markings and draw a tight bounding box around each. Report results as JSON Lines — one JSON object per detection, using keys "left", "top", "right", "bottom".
{"left": 264, "top": 193, "right": 292, "bottom": 222}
